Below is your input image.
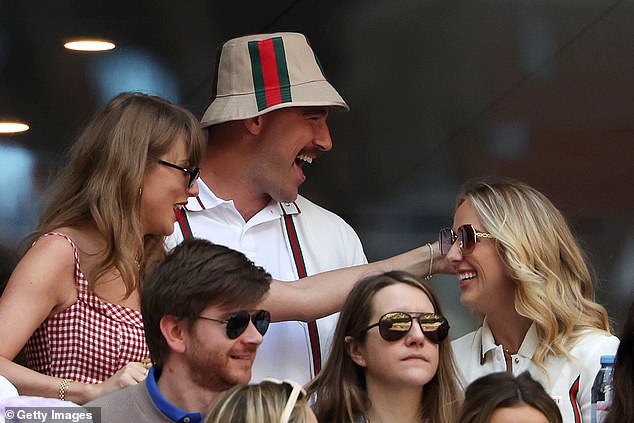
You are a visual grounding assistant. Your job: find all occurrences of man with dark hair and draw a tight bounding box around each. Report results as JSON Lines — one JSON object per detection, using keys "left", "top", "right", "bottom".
{"left": 86, "top": 238, "right": 272, "bottom": 422}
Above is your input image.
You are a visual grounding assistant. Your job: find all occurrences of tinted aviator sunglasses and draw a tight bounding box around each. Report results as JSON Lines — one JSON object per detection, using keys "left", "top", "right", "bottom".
{"left": 364, "top": 312, "right": 450, "bottom": 343}
{"left": 439, "top": 224, "right": 494, "bottom": 256}
{"left": 197, "top": 310, "right": 271, "bottom": 339}
{"left": 158, "top": 159, "right": 201, "bottom": 188}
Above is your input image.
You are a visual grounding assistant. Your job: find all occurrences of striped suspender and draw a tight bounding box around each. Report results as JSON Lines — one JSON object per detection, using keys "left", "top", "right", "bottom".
{"left": 281, "top": 207, "right": 322, "bottom": 377}
{"left": 176, "top": 204, "right": 322, "bottom": 376}
{"left": 174, "top": 208, "right": 193, "bottom": 239}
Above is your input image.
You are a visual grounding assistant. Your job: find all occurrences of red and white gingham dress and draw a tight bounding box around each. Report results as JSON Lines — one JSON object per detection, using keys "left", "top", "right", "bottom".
{"left": 24, "top": 233, "right": 150, "bottom": 384}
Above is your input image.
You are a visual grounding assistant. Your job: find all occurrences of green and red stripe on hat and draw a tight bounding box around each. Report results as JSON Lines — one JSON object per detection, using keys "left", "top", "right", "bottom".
{"left": 248, "top": 36, "right": 293, "bottom": 111}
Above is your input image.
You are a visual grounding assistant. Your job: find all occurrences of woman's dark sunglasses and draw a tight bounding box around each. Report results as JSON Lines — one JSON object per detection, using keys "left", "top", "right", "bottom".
{"left": 363, "top": 311, "right": 450, "bottom": 343}
{"left": 439, "top": 224, "right": 494, "bottom": 255}
{"left": 197, "top": 310, "right": 271, "bottom": 339}
{"left": 158, "top": 159, "right": 201, "bottom": 188}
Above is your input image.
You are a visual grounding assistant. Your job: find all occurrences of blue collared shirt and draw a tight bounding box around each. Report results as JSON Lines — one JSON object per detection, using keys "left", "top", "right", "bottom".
{"left": 146, "top": 367, "right": 203, "bottom": 423}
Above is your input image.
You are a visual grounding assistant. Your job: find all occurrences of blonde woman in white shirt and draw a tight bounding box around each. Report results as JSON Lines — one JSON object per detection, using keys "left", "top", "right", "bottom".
{"left": 445, "top": 177, "right": 619, "bottom": 423}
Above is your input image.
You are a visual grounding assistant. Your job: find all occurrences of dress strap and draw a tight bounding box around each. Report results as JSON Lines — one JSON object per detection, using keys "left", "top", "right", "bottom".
{"left": 38, "top": 232, "right": 88, "bottom": 291}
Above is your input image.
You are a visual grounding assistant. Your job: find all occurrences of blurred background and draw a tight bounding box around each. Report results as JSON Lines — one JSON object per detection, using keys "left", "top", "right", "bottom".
{"left": 1, "top": 0, "right": 632, "bottom": 338}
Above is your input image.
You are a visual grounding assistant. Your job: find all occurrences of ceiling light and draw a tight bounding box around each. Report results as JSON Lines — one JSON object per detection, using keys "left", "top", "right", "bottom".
{"left": 0, "top": 121, "right": 30, "bottom": 134}
{"left": 64, "top": 39, "right": 116, "bottom": 52}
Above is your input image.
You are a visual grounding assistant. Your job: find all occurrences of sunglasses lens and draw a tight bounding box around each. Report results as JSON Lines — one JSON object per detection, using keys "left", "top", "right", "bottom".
{"left": 458, "top": 225, "right": 476, "bottom": 253}
{"left": 252, "top": 310, "right": 271, "bottom": 336}
{"left": 226, "top": 311, "right": 250, "bottom": 339}
{"left": 419, "top": 316, "right": 450, "bottom": 344}
{"left": 189, "top": 168, "right": 201, "bottom": 187}
{"left": 439, "top": 228, "right": 454, "bottom": 255}
{"left": 378, "top": 312, "right": 413, "bottom": 342}
{"left": 376, "top": 312, "right": 450, "bottom": 343}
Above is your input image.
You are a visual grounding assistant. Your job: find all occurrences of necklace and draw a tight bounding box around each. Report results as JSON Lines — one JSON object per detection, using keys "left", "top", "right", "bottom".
{"left": 502, "top": 346, "right": 518, "bottom": 358}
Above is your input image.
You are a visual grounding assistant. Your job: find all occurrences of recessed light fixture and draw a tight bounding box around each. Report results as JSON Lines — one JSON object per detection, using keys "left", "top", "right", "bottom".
{"left": 0, "top": 121, "right": 30, "bottom": 134}
{"left": 64, "top": 39, "right": 116, "bottom": 52}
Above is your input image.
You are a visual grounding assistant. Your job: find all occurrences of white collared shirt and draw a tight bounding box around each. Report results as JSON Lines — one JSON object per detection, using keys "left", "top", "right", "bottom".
{"left": 166, "top": 180, "right": 367, "bottom": 384}
{"left": 452, "top": 319, "right": 619, "bottom": 423}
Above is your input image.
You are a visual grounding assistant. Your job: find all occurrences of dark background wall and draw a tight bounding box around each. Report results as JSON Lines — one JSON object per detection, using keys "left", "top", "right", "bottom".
{"left": 1, "top": 0, "right": 632, "bottom": 337}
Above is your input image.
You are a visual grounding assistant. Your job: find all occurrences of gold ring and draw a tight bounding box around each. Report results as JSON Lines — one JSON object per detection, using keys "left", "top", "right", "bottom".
{"left": 142, "top": 358, "right": 152, "bottom": 370}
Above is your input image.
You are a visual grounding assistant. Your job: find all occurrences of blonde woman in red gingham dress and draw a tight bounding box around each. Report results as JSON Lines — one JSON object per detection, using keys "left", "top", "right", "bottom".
{"left": 0, "top": 93, "right": 206, "bottom": 403}
{"left": 25, "top": 232, "right": 149, "bottom": 384}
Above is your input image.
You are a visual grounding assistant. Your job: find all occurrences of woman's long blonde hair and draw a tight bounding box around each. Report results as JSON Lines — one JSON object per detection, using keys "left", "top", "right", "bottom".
{"left": 459, "top": 177, "right": 612, "bottom": 369}
{"left": 34, "top": 92, "right": 205, "bottom": 296}
{"left": 306, "top": 271, "right": 462, "bottom": 423}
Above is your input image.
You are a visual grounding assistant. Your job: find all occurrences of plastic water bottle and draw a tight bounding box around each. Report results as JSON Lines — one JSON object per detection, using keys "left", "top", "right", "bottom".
{"left": 591, "top": 354, "right": 615, "bottom": 423}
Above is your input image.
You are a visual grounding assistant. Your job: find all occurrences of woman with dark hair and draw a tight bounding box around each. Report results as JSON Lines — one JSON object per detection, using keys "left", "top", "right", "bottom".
{"left": 459, "top": 371, "right": 562, "bottom": 423}
{"left": 446, "top": 177, "right": 619, "bottom": 422}
{"left": 307, "top": 271, "right": 461, "bottom": 423}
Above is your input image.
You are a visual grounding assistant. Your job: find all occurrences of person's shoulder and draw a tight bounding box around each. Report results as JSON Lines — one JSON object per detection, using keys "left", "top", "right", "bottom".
{"left": 85, "top": 383, "right": 169, "bottom": 423}
{"left": 29, "top": 230, "right": 75, "bottom": 252}
{"left": 294, "top": 195, "right": 351, "bottom": 224}
{"left": 570, "top": 330, "right": 620, "bottom": 360}
{"left": 573, "top": 330, "right": 620, "bottom": 346}
{"left": 29, "top": 227, "right": 94, "bottom": 258}
{"left": 85, "top": 382, "right": 145, "bottom": 408}
{"left": 293, "top": 195, "right": 364, "bottom": 251}
{"left": 9, "top": 230, "right": 78, "bottom": 295}
{"left": 451, "top": 328, "right": 481, "bottom": 352}
{"left": 294, "top": 195, "right": 334, "bottom": 212}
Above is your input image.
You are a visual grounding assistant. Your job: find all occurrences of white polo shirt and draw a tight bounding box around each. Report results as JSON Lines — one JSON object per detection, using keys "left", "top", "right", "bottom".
{"left": 166, "top": 180, "right": 367, "bottom": 385}
{"left": 452, "top": 319, "right": 619, "bottom": 423}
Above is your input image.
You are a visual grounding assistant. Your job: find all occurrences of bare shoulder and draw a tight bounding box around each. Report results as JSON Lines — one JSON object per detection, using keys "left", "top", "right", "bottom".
{"left": 5, "top": 229, "right": 79, "bottom": 309}
{"left": 0, "top": 230, "right": 80, "bottom": 357}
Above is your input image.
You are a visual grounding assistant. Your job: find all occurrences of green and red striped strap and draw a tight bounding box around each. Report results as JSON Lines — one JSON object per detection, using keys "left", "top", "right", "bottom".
{"left": 174, "top": 208, "right": 193, "bottom": 239}
{"left": 281, "top": 205, "right": 322, "bottom": 376}
{"left": 176, "top": 203, "right": 322, "bottom": 376}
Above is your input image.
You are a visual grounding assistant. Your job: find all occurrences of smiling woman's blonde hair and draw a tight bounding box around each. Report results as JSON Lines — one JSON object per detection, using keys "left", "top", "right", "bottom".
{"left": 34, "top": 92, "right": 205, "bottom": 296}
{"left": 458, "top": 177, "right": 612, "bottom": 370}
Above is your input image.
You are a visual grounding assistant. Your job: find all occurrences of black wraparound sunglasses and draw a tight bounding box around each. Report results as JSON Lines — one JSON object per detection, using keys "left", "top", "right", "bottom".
{"left": 197, "top": 309, "right": 271, "bottom": 339}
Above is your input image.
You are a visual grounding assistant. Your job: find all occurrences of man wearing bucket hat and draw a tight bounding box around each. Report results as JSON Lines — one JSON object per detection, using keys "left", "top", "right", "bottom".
{"left": 166, "top": 32, "right": 367, "bottom": 385}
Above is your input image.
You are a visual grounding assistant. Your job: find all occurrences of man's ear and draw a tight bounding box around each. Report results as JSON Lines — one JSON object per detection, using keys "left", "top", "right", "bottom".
{"left": 243, "top": 115, "right": 264, "bottom": 135}
{"left": 160, "top": 315, "right": 188, "bottom": 354}
{"left": 345, "top": 336, "right": 367, "bottom": 368}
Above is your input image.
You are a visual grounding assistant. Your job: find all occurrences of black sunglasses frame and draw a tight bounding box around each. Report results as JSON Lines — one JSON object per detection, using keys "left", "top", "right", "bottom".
{"left": 158, "top": 159, "right": 201, "bottom": 188}
{"left": 197, "top": 309, "right": 271, "bottom": 339}
{"left": 364, "top": 311, "right": 450, "bottom": 343}
{"left": 439, "top": 224, "right": 493, "bottom": 256}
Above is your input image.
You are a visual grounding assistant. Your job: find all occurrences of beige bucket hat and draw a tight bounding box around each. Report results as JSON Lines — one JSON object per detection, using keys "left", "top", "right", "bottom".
{"left": 200, "top": 32, "right": 349, "bottom": 127}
